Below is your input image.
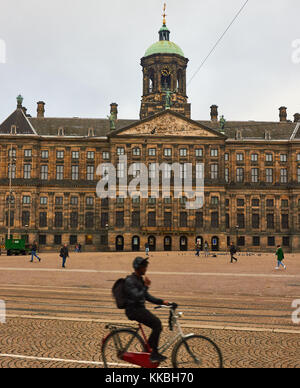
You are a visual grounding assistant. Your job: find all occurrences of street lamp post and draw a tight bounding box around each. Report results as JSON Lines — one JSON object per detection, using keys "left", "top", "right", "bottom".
{"left": 236, "top": 225, "right": 239, "bottom": 250}
{"left": 7, "top": 143, "right": 15, "bottom": 240}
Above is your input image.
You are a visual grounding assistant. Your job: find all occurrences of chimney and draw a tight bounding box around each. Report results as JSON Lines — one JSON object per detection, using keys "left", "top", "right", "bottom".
{"left": 294, "top": 113, "right": 300, "bottom": 123}
{"left": 110, "top": 103, "right": 118, "bottom": 120}
{"left": 37, "top": 101, "right": 45, "bottom": 118}
{"left": 279, "top": 106, "right": 287, "bottom": 122}
{"left": 210, "top": 105, "right": 218, "bottom": 122}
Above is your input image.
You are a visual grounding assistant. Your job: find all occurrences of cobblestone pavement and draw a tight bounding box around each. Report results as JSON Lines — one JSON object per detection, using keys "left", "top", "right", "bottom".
{"left": 0, "top": 251, "right": 300, "bottom": 368}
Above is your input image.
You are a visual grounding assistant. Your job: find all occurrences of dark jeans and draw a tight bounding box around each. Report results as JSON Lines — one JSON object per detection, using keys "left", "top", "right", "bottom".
{"left": 126, "top": 307, "right": 162, "bottom": 353}
{"left": 62, "top": 255, "right": 67, "bottom": 267}
{"left": 230, "top": 253, "right": 237, "bottom": 262}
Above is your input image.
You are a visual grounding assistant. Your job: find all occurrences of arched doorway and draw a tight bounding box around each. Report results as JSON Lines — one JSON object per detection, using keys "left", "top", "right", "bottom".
{"left": 116, "top": 235, "right": 124, "bottom": 251}
{"left": 180, "top": 236, "right": 188, "bottom": 251}
{"left": 196, "top": 236, "right": 204, "bottom": 251}
{"left": 132, "top": 236, "right": 140, "bottom": 252}
{"left": 148, "top": 236, "right": 156, "bottom": 251}
{"left": 164, "top": 236, "right": 172, "bottom": 251}
{"left": 211, "top": 236, "right": 219, "bottom": 252}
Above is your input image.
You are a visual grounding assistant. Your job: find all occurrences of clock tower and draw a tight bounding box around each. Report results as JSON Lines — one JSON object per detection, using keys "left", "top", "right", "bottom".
{"left": 140, "top": 6, "right": 191, "bottom": 120}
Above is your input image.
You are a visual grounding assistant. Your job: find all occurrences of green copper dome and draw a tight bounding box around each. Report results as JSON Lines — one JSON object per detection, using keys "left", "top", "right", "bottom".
{"left": 145, "top": 40, "right": 185, "bottom": 57}
{"left": 144, "top": 22, "right": 185, "bottom": 58}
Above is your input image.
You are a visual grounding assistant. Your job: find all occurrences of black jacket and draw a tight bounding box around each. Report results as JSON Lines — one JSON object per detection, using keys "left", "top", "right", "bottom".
{"left": 124, "top": 273, "right": 163, "bottom": 310}
{"left": 60, "top": 246, "right": 69, "bottom": 257}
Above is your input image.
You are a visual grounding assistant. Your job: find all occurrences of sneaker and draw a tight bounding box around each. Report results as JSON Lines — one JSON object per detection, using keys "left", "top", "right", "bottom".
{"left": 150, "top": 352, "right": 167, "bottom": 363}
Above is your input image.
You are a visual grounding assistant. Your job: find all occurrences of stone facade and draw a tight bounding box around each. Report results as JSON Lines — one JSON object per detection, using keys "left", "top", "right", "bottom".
{"left": 1, "top": 20, "right": 300, "bottom": 253}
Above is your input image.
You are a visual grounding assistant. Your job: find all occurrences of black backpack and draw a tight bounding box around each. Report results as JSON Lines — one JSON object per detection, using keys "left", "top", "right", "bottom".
{"left": 112, "top": 278, "right": 127, "bottom": 309}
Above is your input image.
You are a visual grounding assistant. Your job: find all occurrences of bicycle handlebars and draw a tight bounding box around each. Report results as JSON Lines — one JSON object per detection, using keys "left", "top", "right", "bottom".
{"left": 154, "top": 303, "right": 178, "bottom": 331}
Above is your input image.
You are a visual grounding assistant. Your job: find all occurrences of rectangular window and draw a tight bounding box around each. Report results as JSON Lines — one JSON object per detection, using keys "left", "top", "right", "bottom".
{"left": 148, "top": 211, "right": 156, "bottom": 227}
{"left": 211, "top": 196, "right": 219, "bottom": 205}
{"left": 210, "top": 164, "right": 218, "bottom": 180}
{"left": 237, "top": 213, "right": 245, "bottom": 228}
{"left": 117, "top": 147, "right": 125, "bottom": 156}
{"left": 8, "top": 164, "right": 16, "bottom": 179}
{"left": 237, "top": 198, "right": 244, "bottom": 207}
{"left": 39, "top": 235, "right": 47, "bottom": 245}
{"left": 268, "top": 236, "right": 275, "bottom": 246}
{"left": 252, "top": 199, "right": 260, "bottom": 207}
{"left": 87, "top": 151, "right": 95, "bottom": 160}
{"left": 236, "top": 153, "right": 244, "bottom": 162}
{"left": 281, "top": 214, "right": 289, "bottom": 229}
{"left": 101, "top": 213, "right": 109, "bottom": 228}
{"left": 54, "top": 212, "right": 63, "bottom": 228}
{"left": 24, "top": 164, "right": 31, "bottom": 179}
{"left": 195, "top": 149, "right": 203, "bottom": 157}
{"left": 132, "top": 148, "right": 141, "bottom": 156}
{"left": 86, "top": 197, "right": 94, "bottom": 206}
{"left": 280, "top": 169, "right": 288, "bottom": 183}
{"left": 87, "top": 165, "right": 94, "bottom": 181}
{"left": 39, "top": 212, "right": 47, "bottom": 228}
{"left": 56, "top": 165, "right": 64, "bottom": 180}
{"left": 41, "top": 150, "right": 49, "bottom": 159}
{"left": 164, "top": 148, "right": 172, "bottom": 157}
{"left": 280, "top": 154, "right": 287, "bottom": 162}
{"left": 131, "top": 211, "right": 140, "bottom": 227}
{"left": 211, "top": 149, "right": 218, "bottom": 157}
{"left": 266, "top": 168, "right": 273, "bottom": 183}
{"left": 117, "top": 163, "right": 125, "bottom": 179}
{"left": 211, "top": 212, "right": 219, "bottom": 228}
{"left": 180, "top": 212, "right": 188, "bottom": 227}
{"left": 266, "top": 199, "right": 274, "bottom": 207}
{"left": 72, "top": 165, "right": 79, "bottom": 180}
{"left": 148, "top": 148, "right": 156, "bottom": 157}
{"left": 195, "top": 212, "right": 203, "bottom": 228}
{"left": 196, "top": 164, "right": 204, "bottom": 179}
{"left": 70, "top": 196, "right": 78, "bottom": 206}
{"left": 22, "top": 196, "right": 31, "bottom": 205}
{"left": 40, "top": 197, "right": 48, "bottom": 205}
{"left": 72, "top": 151, "right": 79, "bottom": 159}
{"left": 267, "top": 213, "right": 274, "bottom": 229}
{"left": 282, "top": 236, "right": 290, "bottom": 247}
{"left": 266, "top": 153, "right": 273, "bottom": 162}
{"left": 179, "top": 148, "right": 188, "bottom": 157}
{"left": 251, "top": 168, "right": 259, "bottom": 183}
{"left": 224, "top": 153, "right": 229, "bottom": 162}
{"left": 116, "top": 211, "right": 124, "bottom": 228}
{"left": 54, "top": 235, "right": 62, "bottom": 245}
{"left": 41, "top": 165, "right": 48, "bottom": 180}
{"left": 164, "top": 212, "right": 172, "bottom": 227}
{"left": 297, "top": 168, "right": 300, "bottom": 183}
{"left": 22, "top": 211, "right": 30, "bottom": 227}
{"left": 281, "top": 199, "right": 289, "bottom": 208}
{"left": 102, "top": 151, "right": 110, "bottom": 160}
{"left": 251, "top": 153, "right": 258, "bottom": 162}
{"left": 236, "top": 168, "right": 244, "bottom": 183}
{"left": 56, "top": 150, "right": 64, "bottom": 159}
{"left": 70, "top": 235, "right": 78, "bottom": 245}
{"left": 55, "top": 197, "right": 63, "bottom": 206}
{"left": 252, "top": 214, "right": 260, "bottom": 229}
{"left": 24, "top": 149, "right": 32, "bottom": 158}
{"left": 85, "top": 212, "right": 94, "bottom": 228}
{"left": 70, "top": 212, "right": 78, "bottom": 228}
{"left": 253, "top": 236, "right": 260, "bottom": 247}
{"left": 6, "top": 211, "right": 14, "bottom": 227}
{"left": 225, "top": 168, "right": 229, "bottom": 183}
{"left": 226, "top": 213, "right": 230, "bottom": 229}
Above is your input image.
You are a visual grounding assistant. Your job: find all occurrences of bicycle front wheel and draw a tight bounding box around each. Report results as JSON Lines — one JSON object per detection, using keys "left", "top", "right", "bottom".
{"left": 101, "top": 329, "right": 147, "bottom": 368}
{"left": 172, "top": 335, "right": 223, "bottom": 368}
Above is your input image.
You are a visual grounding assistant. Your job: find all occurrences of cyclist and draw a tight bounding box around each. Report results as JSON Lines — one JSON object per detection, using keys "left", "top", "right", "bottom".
{"left": 123, "top": 257, "right": 169, "bottom": 363}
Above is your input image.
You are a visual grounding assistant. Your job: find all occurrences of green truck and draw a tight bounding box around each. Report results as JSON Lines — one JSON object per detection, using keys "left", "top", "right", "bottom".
{"left": 5, "top": 239, "right": 31, "bottom": 256}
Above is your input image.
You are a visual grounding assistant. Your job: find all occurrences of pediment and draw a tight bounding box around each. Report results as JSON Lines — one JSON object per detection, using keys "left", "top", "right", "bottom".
{"left": 111, "top": 111, "right": 225, "bottom": 138}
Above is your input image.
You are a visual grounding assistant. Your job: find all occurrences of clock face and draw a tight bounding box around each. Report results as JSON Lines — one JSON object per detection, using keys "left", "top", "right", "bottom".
{"left": 161, "top": 67, "right": 171, "bottom": 77}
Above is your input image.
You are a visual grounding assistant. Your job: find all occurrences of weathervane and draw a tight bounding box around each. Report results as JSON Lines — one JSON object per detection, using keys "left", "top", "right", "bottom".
{"left": 162, "top": 3, "right": 167, "bottom": 25}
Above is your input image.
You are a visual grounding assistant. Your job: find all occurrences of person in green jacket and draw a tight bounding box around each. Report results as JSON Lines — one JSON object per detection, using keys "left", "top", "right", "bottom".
{"left": 275, "top": 245, "right": 286, "bottom": 270}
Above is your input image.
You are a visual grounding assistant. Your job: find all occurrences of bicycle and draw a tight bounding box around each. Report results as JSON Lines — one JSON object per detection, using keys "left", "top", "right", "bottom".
{"left": 101, "top": 303, "right": 223, "bottom": 368}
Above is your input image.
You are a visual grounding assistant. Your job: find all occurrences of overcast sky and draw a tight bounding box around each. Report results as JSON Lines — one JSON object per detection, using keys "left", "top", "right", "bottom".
{"left": 0, "top": 0, "right": 299, "bottom": 123}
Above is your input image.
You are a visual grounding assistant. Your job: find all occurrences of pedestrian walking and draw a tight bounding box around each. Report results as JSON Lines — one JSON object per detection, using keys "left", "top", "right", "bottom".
{"left": 145, "top": 243, "right": 150, "bottom": 257}
{"left": 204, "top": 241, "right": 209, "bottom": 257}
{"left": 275, "top": 245, "right": 286, "bottom": 270}
{"left": 230, "top": 242, "right": 238, "bottom": 263}
{"left": 30, "top": 241, "right": 41, "bottom": 262}
{"left": 60, "top": 244, "right": 69, "bottom": 268}
{"left": 195, "top": 242, "right": 201, "bottom": 257}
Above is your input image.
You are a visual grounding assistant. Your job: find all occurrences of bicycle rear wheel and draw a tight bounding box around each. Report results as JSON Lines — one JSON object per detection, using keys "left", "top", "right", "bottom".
{"left": 101, "top": 329, "right": 147, "bottom": 368}
{"left": 172, "top": 335, "right": 223, "bottom": 368}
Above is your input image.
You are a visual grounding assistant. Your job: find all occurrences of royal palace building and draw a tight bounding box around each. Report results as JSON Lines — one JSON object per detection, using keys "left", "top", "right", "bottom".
{"left": 1, "top": 16, "right": 300, "bottom": 253}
